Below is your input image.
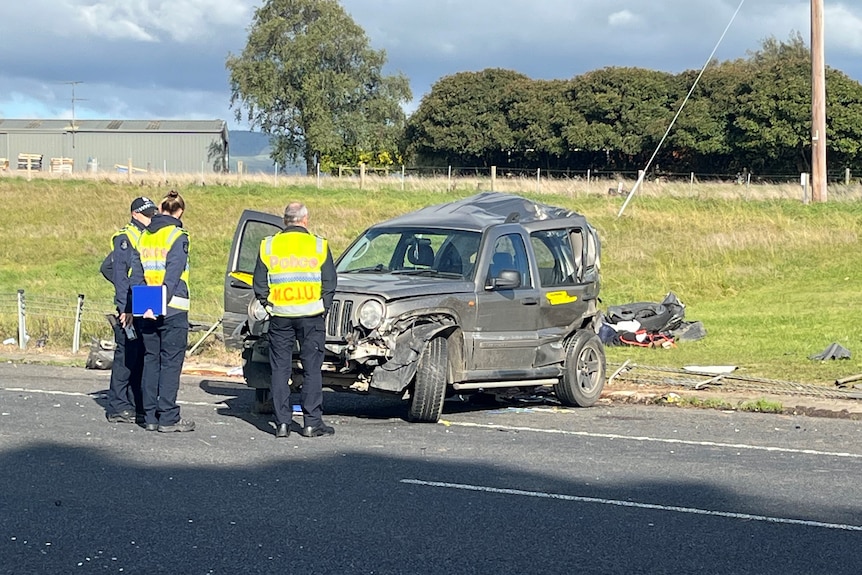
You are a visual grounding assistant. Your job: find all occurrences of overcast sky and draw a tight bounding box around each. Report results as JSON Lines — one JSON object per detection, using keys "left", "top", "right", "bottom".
{"left": 1, "top": 0, "right": 860, "bottom": 130}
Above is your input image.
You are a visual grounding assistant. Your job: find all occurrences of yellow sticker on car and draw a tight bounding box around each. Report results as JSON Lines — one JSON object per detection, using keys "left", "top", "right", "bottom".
{"left": 546, "top": 291, "right": 578, "bottom": 305}
{"left": 229, "top": 271, "right": 253, "bottom": 286}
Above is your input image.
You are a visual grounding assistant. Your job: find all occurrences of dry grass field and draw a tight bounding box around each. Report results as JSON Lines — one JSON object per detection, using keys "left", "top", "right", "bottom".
{"left": 1, "top": 170, "right": 861, "bottom": 386}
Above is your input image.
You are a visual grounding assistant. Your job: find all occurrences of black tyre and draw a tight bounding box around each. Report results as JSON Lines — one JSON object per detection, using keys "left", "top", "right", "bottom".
{"left": 242, "top": 347, "right": 273, "bottom": 414}
{"left": 554, "top": 330, "right": 606, "bottom": 407}
{"left": 408, "top": 336, "right": 448, "bottom": 423}
{"left": 253, "top": 388, "right": 274, "bottom": 415}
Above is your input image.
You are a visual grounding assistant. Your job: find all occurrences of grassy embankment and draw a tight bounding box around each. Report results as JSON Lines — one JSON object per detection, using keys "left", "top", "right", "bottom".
{"left": 1, "top": 172, "right": 861, "bottom": 386}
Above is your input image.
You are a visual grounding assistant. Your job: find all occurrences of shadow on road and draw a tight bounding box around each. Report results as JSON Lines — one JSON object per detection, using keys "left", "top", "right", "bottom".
{"left": 197, "top": 379, "right": 560, "bottom": 428}
{"left": 2, "top": 438, "right": 860, "bottom": 574}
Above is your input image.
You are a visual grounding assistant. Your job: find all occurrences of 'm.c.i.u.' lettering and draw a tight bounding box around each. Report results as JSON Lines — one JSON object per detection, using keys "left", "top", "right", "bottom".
{"left": 270, "top": 284, "right": 319, "bottom": 302}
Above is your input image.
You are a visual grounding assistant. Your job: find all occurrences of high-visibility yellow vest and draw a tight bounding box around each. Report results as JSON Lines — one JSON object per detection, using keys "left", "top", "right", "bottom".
{"left": 110, "top": 224, "right": 143, "bottom": 251}
{"left": 138, "top": 226, "right": 190, "bottom": 311}
{"left": 261, "top": 231, "right": 326, "bottom": 317}
{"left": 105, "top": 224, "right": 143, "bottom": 281}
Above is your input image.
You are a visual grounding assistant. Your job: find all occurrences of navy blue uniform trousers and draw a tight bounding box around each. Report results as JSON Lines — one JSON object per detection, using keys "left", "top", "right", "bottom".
{"left": 106, "top": 318, "right": 144, "bottom": 415}
{"left": 268, "top": 314, "right": 326, "bottom": 428}
{"left": 140, "top": 312, "right": 188, "bottom": 426}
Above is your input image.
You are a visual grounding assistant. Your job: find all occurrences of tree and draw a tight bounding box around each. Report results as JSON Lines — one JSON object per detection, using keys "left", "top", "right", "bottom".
{"left": 566, "top": 67, "right": 678, "bottom": 170}
{"left": 508, "top": 79, "right": 574, "bottom": 169}
{"left": 825, "top": 68, "right": 862, "bottom": 170}
{"left": 207, "top": 140, "right": 228, "bottom": 173}
{"left": 729, "top": 34, "right": 813, "bottom": 173}
{"left": 226, "top": 0, "right": 411, "bottom": 174}
{"left": 405, "top": 69, "right": 530, "bottom": 166}
{"left": 667, "top": 61, "right": 741, "bottom": 173}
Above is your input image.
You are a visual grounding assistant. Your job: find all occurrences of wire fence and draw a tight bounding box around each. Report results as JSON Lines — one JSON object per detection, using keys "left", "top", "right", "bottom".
{"left": 8, "top": 165, "right": 862, "bottom": 187}
{"left": 324, "top": 164, "right": 862, "bottom": 185}
{"left": 0, "top": 290, "right": 223, "bottom": 354}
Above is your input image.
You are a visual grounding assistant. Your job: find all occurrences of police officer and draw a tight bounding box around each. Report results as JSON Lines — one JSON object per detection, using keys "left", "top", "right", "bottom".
{"left": 103, "top": 196, "right": 157, "bottom": 423}
{"left": 130, "top": 190, "right": 195, "bottom": 433}
{"left": 253, "top": 202, "right": 337, "bottom": 438}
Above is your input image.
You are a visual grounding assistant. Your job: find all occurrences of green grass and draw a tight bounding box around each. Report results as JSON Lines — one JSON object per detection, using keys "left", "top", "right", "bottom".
{"left": 656, "top": 394, "right": 785, "bottom": 414}
{"left": 1, "top": 174, "right": 861, "bottom": 386}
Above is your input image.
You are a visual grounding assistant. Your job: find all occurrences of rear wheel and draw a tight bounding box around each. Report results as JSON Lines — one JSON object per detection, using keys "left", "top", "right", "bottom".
{"left": 555, "top": 331, "right": 606, "bottom": 407}
{"left": 408, "top": 336, "right": 448, "bottom": 423}
{"left": 253, "top": 388, "right": 273, "bottom": 414}
{"left": 242, "top": 347, "right": 273, "bottom": 414}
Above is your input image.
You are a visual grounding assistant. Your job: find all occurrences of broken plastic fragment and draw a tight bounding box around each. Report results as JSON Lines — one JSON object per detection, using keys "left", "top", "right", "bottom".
{"left": 683, "top": 365, "right": 737, "bottom": 375}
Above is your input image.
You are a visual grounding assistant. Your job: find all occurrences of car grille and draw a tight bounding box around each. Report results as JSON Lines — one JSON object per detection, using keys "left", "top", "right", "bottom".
{"left": 327, "top": 298, "right": 354, "bottom": 339}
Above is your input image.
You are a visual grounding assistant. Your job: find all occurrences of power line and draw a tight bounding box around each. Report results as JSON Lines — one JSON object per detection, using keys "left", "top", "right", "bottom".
{"left": 617, "top": 0, "right": 746, "bottom": 218}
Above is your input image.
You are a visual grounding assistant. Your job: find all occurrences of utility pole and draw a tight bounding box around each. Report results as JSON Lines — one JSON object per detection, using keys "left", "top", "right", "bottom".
{"left": 63, "top": 81, "right": 85, "bottom": 149}
{"left": 811, "top": 0, "right": 827, "bottom": 202}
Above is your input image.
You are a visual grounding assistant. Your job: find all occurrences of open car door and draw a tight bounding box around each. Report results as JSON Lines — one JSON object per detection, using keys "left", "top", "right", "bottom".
{"left": 223, "top": 209, "right": 283, "bottom": 348}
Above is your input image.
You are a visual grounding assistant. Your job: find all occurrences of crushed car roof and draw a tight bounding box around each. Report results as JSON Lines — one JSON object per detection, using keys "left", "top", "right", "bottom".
{"left": 375, "top": 192, "right": 585, "bottom": 231}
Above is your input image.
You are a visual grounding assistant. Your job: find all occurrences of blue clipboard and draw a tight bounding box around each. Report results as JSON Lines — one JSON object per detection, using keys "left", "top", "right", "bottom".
{"left": 132, "top": 285, "right": 167, "bottom": 316}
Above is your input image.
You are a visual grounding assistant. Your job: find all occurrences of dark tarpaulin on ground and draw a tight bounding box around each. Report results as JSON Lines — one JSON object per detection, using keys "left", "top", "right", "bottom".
{"left": 809, "top": 343, "right": 851, "bottom": 361}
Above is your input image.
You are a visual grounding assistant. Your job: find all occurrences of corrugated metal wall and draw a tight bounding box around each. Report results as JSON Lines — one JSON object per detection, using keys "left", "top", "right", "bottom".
{"left": 0, "top": 131, "right": 224, "bottom": 174}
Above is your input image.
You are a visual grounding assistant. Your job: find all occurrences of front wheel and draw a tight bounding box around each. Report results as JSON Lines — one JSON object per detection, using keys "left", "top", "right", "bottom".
{"left": 408, "top": 336, "right": 448, "bottom": 423}
{"left": 554, "top": 331, "right": 606, "bottom": 407}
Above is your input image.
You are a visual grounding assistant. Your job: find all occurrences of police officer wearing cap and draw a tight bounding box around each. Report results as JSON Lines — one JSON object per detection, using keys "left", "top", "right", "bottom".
{"left": 104, "top": 196, "right": 157, "bottom": 424}
{"left": 130, "top": 190, "right": 195, "bottom": 433}
{"left": 253, "top": 201, "right": 337, "bottom": 438}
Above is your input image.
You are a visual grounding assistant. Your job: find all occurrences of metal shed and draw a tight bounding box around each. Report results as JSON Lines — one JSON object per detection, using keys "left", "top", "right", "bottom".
{"left": 0, "top": 119, "right": 229, "bottom": 175}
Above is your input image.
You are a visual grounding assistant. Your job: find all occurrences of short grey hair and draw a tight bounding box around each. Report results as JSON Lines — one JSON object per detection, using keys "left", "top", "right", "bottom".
{"left": 283, "top": 202, "right": 308, "bottom": 225}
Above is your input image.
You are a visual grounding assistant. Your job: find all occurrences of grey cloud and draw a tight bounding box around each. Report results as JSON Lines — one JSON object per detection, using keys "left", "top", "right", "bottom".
{"left": 0, "top": 0, "right": 860, "bottom": 129}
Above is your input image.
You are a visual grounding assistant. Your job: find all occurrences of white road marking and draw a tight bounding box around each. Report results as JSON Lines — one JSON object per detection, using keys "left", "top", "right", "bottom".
{"left": 401, "top": 479, "right": 862, "bottom": 532}
{"left": 441, "top": 420, "right": 862, "bottom": 459}
{"left": 1, "top": 387, "right": 227, "bottom": 407}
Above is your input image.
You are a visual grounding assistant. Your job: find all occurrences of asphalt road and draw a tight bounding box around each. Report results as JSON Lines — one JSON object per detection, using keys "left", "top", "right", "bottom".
{"left": 1, "top": 362, "right": 861, "bottom": 575}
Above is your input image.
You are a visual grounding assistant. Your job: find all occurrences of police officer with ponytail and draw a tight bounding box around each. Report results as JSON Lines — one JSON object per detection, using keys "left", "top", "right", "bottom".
{"left": 103, "top": 196, "right": 157, "bottom": 424}
{"left": 130, "top": 190, "right": 195, "bottom": 433}
{"left": 253, "top": 201, "right": 337, "bottom": 438}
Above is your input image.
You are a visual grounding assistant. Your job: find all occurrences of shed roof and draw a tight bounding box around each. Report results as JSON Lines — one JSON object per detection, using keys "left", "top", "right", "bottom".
{"left": 0, "top": 119, "right": 226, "bottom": 133}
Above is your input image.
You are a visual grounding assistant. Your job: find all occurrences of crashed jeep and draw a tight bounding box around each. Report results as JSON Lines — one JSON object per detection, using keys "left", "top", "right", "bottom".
{"left": 223, "top": 191, "right": 605, "bottom": 422}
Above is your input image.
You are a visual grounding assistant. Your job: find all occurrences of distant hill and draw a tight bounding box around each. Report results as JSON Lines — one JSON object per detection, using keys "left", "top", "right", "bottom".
{"left": 227, "top": 130, "right": 304, "bottom": 175}
{"left": 228, "top": 130, "right": 271, "bottom": 156}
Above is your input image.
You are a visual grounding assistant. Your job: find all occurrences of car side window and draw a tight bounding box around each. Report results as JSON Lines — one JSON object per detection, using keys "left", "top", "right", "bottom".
{"left": 237, "top": 221, "right": 282, "bottom": 274}
{"left": 488, "top": 233, "right": 531, "bottom": 288}
{"left": 530, "top": 229, "right": 577, "bottom": 286}
{"left": 585, "top": 227, "right": 599, "bottom": 271}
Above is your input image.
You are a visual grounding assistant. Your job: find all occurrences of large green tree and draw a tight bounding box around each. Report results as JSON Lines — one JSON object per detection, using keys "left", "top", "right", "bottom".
{"left": 226, "top": 0, "right": 411, "bottom": 174}
{"left": 566, "top": 67, "right": 678, "bottom": 170}
{"left": 826, "top": 68, "right": 862, "bottom": 170}
{"left": 729, "top": 34, "right": 813, "bottom": 173}
{"left": 405, "top": 69, "right": 530, "bottom": 166}
{"left": 404, "top": 37, "right": 862, "bottom": 176}
{"left": 508, "top": 79, "right": 574, "bottom": 169}
{"left": 664, "top": 62, "right": 738, "bottom": 173}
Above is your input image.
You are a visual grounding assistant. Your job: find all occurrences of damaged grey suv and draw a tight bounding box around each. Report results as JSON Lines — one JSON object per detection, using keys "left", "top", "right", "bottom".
{"left": 223, "top": 192, "right": 605, "bottom": 423}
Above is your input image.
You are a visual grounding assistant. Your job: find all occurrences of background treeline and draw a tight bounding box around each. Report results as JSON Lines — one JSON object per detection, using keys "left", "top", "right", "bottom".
{"left": 405, "top": 35, "right": 862, "bottom": 176}
{"left": 227, "top": 2, "right": 862, "bottom": 178}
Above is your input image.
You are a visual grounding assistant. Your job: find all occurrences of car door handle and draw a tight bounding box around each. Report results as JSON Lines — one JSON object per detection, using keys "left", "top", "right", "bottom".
{"left": 230, "top": 280, "right": 252, "bottom": 289}
{"left": 521, "top": 297, "right": 539, "bottom": 305}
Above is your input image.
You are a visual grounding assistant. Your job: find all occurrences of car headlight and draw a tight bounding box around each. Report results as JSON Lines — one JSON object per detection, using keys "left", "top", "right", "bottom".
{"left": 358, "top": 300, "right": 384, "bottom": 330}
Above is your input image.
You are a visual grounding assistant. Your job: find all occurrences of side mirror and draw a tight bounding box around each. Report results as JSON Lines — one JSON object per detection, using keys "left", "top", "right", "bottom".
{"left": 489, "top": 270, "right": 520, "bottom": 290}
